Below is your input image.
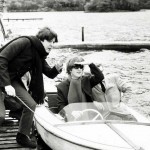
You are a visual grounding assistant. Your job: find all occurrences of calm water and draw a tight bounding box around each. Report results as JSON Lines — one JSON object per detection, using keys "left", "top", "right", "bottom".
{"left": 2, "top": 11, "right": 150, "bottom": 117}
{"left": 2, "top": 10, "right": 150, "bottom": 42}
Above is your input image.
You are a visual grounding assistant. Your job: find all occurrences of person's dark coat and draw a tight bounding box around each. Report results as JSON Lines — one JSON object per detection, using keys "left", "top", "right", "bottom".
{"left": 57, "top": 63, "right": 104, "bottom": 112}
{"left": 0, "top": 36, "right": 59, "bottom": 104}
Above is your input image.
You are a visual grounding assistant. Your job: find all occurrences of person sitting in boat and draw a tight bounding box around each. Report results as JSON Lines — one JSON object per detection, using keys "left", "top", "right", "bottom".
{"left": 56, "top": 56, "right": 104, "bottom": 120}
{"left": 91, "top": 65, "right": 137, "bottom": 121}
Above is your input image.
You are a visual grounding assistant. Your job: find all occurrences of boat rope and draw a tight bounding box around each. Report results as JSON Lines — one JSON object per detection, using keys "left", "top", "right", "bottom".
{"left": 15, "top": 95, "right": 53, "bottom": 121}
{"left": 15, "top": 95, "right": 55, "bottom": 125}
{"left": 15, "top": 95, "right": 35, "bottom": 114}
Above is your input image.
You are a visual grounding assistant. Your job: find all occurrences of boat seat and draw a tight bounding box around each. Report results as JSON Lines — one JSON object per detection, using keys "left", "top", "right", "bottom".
{"left": 46, "top": 92, "right": 59, "bottom": 114}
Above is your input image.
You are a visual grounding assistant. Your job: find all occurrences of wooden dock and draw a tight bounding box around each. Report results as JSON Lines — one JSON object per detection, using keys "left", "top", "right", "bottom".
{"left": 0, "top": 110, "right": 37, "bottom": 150}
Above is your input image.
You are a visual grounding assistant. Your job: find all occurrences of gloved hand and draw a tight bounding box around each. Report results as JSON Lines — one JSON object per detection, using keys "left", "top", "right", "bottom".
{"left": 5, "top": 85, "right": 16, "bottom": 97}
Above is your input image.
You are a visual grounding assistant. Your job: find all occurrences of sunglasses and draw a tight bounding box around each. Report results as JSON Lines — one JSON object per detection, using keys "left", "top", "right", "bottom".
{"left": 72, "top": 64, "right": 84, "bottom": 69}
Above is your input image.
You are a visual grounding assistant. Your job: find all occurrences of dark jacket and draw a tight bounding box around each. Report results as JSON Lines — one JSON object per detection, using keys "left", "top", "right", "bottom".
{"left": 0, "top": 36, "right": 59, "bottom": 104}
{"left": 57, "top": 63, "right": 104, "bottom": 112}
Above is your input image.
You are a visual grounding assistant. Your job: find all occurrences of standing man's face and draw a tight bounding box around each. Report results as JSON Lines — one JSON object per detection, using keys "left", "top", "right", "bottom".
{"left": 41, "top": 38, "right": 55, "bottom": 54}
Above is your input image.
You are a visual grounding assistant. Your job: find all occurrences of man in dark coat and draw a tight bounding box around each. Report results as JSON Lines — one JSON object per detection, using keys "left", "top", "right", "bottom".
{"left": 0, "top": 27, "right": 63, "bottom": 148}
{"left": 57, "top": 56, "right": 104, "bottom": 113}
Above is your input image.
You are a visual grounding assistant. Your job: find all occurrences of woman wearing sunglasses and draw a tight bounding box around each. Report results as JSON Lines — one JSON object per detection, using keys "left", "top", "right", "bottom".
{"left": 56, "top": 56, "right": 104, "bottom": 119}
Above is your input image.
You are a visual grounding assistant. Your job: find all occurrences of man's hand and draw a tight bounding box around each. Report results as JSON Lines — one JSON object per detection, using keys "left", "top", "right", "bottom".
{"left": 5, "top": 85, "right": 16, "bottom": 97}
{"left": 55, "top": 59, "right": 64, "bottom": 73}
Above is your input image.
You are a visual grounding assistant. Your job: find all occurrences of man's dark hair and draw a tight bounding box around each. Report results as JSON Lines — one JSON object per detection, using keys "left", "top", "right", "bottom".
{"left": 36, "top": 27, "right": 58, "bottom": 43}
{"left": 66, "top": 56, "right": 84, "bottom": 74}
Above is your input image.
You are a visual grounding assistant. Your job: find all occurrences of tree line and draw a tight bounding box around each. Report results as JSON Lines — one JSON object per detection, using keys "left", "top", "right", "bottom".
{"left": 5, "top": 0, "right": 150, "bottom": 12}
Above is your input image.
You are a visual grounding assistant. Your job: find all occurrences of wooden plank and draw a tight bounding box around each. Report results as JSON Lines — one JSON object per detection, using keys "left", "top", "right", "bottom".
{"left": 0, "top": 132, "right": 17, "bottom": 137}
{"left": 0, "top": 110, "right": 38, "bottom": 150}
{"left": 0, "top": 127, "right": 18, "bottom": 131}
{"left": 0, "top": 137, "right": 16, "bottom": 141}
{"left": 0, "top": 143, "right": 24, "bottom": 148}
{"left": 1, "top": 126, "right": 18, "bottom": 130}
{"left": 0, "top": 139, "right": 16, "bottom": 144}
{"left": 2, "top": 120, "right": 19, "bottom": 126}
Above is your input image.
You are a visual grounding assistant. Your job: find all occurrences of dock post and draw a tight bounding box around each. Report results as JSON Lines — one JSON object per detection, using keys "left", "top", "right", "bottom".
{"left": 82, "top": 27, "right": 84, "bottom": 42}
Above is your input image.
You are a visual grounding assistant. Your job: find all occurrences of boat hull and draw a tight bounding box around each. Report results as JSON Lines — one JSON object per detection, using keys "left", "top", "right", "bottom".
{"left": 35, "top": 120, "right": 94, "bottom": 150}
{"left": 34, "top": 106, "right": 136, "bottom": 150}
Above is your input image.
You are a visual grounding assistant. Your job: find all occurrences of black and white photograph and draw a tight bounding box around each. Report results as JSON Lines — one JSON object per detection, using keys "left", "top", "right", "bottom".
{"left": 0, "top": 0, "right": 150, "bottom": 150}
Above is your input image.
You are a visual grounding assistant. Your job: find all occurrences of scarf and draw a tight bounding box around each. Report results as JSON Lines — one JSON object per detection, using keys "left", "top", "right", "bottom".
{"left": 28, "top": 36, "right": 48, "bottom": 104}
{"left": 68, "top": 78, "right": 86, "bottom": 104}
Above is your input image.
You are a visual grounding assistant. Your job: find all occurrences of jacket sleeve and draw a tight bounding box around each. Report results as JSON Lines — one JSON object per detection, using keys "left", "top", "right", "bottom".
{"left": 89, "top": 63, "right": 104, "bottom": 88}
{"left": 0, "top": 38, "right": 31, "bottom": 87}
{"left": 42, "top": 60, "right": 60, "bottom": 79}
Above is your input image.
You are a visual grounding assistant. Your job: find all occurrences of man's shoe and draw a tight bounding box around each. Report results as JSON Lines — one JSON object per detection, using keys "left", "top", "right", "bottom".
{"left": 16, "top": 132, "right": 37, "bottom": 148}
